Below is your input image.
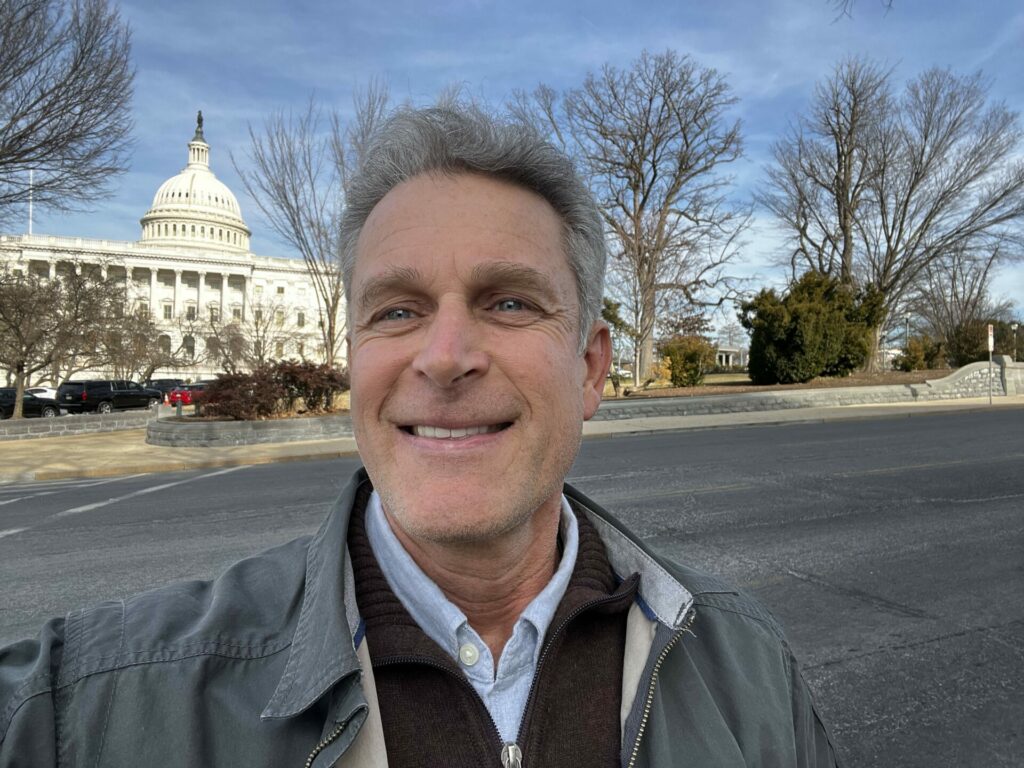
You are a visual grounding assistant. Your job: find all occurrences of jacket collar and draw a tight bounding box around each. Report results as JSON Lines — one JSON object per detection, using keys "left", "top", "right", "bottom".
{"left": 261, "top": 469, "right": 371, "bottom": 720}
{"left": 563, "top": 484, "right": 695, "bottom": 629}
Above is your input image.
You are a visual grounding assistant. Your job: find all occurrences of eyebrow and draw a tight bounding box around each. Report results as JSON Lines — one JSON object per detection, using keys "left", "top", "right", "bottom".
{"left": 355, "top": 265, "right": 425, "bottom": 314}
{"left": 468, "top": 261, "right": 563, "bottom": 304}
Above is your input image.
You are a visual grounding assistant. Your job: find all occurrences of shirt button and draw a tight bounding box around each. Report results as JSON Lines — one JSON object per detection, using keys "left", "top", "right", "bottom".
{"left": 459, "top": 643, "right": 480, "bottom": 667}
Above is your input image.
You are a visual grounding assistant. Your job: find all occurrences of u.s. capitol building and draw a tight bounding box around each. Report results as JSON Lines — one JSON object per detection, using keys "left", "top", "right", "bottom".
{"left": 0, "top": 116, "right": 340, "bottom": 384}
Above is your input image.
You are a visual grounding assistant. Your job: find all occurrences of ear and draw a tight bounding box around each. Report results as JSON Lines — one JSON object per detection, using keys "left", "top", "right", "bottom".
{"left": 581, "top": 320, "right": 612, "bottom": 421}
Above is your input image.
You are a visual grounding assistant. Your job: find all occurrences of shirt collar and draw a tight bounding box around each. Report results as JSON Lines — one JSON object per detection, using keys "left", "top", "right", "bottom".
{"left": 364, "top": 490, "right": 579, "bottom": 663}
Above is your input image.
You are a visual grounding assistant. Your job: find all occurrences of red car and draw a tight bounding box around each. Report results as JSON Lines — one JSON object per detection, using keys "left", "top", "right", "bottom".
{"left": 167, "top": 383, "right": 208, "bottom": 406}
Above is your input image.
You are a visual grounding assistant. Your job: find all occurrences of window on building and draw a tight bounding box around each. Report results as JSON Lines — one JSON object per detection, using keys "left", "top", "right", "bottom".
{"left": 297, "top": 342, "right": 304, "bottom": 357}
{"left": 138, "top": 302, "right": 149, "bottom": 317}
{"left": 255, "top": 310, "right": 263, "bottom": 325}
{"left": 254, "top": 285, "right": 263, "bottom": 295}
{"left": 232, "top": 307, "right": 242, "bottom": 321}
{"left": 275, "top": 341, "right": 285, "bottom": 358}
{"left": 183, "top": 335, "right": 196, "bottom": 359}
{"left": 274, "top": 310, "right": 284, "bottom": 327}
{"left": 163, "top": 304, "right": 173, "bottom": 320}
{"left": 158, "top": 335, "right": 172, "bottom": 355}
{"left": 206, "top": 336, "right": 220, "bottom": 356}
{"left": 276, "top": 286, "right": 285, "bottom": 295}
{"left": 186, "top": 305, "right": 197, "bottom": 321}
{"left": 297, "top": 312, "right": 305, "bottom": 328}
{"left": 210, "top": 306, "right": 220, "bottom": 323}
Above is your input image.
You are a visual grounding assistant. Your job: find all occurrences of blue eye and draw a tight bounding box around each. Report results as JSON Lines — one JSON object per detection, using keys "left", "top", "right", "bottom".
{"left": 494, "top": 298, "right": 525, "bottom": 312}
{"left": 381, "top": 307, "right": 416, "bottom": 321}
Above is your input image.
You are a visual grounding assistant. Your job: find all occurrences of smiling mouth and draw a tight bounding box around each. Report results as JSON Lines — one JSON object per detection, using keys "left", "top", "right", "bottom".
{"left": 401, "top": 423, "right": 512, "bottom": 439}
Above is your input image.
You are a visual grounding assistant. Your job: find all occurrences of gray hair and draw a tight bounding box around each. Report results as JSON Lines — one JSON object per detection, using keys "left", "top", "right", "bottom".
{"left": 338, "top": 106, "right": 606, "bottom": 351}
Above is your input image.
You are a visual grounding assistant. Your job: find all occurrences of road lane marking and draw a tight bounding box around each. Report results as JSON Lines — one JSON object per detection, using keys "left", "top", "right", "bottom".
{"left": 54, "top": 466, "right": 246, "bottom": 518}
{"left": 838, "top": 452, "right": 1024, "bottom": 478}
{"left": 0, "top": 528, "right": 27, "bottom": 539}
{"left": 0, "top": 474, "right": 152, "bottom": 507}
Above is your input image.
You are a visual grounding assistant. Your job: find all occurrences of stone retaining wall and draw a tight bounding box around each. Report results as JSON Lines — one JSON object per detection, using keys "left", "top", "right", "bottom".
{"left": 147, "top": 413, "right": 353, "bottom": 447}
{"left": 137, "top": 357, "right": 1022, "bottom": 446}
{"left": 591, "top": 358, "right": 1019, "bottom": 421}
{"left": 0, "top": 409, "right": 156, "bottom": 441}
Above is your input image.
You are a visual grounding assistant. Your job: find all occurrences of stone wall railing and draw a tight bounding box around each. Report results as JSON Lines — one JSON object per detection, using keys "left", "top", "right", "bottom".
{"left": 0, "top": 409, "right": 157, "bottom": 441}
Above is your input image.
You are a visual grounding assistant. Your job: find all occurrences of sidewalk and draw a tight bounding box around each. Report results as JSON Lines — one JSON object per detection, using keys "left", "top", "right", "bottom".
{"left": 3, "top": 395, "right": 1022, "bottom": 484}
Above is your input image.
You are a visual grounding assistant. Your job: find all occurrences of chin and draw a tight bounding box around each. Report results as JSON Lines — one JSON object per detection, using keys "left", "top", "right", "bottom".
{"left": 378, "top": 483, "right": 546, "bottom": 547}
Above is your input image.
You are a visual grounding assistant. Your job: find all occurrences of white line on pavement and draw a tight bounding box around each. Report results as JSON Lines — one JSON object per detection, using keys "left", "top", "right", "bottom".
{"left": 54, "top": 466, "right": 246, "bottom": 518}
{"left": 0, "top": 528, "right": 27, "bottom": 539}
{"left": 0, "top": 474, "right": 151, "bottom": 507}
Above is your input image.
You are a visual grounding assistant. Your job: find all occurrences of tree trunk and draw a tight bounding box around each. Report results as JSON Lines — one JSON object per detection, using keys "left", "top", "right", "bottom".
{"left": 12, "top": 363, "right": 26, "bottom": 419}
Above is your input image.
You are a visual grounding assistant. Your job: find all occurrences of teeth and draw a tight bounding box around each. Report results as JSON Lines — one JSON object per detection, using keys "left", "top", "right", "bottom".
{"left": 411, "top": 424, "right": 503, "bottom": 439}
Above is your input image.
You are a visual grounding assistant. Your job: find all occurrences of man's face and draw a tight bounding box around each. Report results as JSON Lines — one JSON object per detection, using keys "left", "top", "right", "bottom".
{"left": 348, "top": 171, "right": 610, "bottom": 546}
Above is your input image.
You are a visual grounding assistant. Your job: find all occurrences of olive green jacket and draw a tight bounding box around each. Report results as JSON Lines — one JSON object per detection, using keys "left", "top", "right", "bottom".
{"left": 0, "top": 469, "right": 837, "bottom": 766}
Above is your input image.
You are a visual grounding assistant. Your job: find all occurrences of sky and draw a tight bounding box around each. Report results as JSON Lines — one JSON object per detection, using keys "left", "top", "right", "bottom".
{"left": 20, "top": 0, "right": 1024, "bottom": 318}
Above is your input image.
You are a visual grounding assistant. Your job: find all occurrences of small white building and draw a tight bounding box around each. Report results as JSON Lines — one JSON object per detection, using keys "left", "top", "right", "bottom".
{"left": 0, "top": 116, "right": 341, "bottom": 384}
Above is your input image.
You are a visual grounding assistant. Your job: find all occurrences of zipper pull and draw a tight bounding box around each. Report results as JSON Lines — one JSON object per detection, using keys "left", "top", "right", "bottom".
{"left": 501, "top": 742, "right": 523, "bottom": 768}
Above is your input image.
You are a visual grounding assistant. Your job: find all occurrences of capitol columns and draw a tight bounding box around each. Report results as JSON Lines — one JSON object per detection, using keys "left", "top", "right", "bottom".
{"left": 149, "top": 268, "right": 158, "bottom": 311}
{"left": 173, "top": 269, "right": 182, "bottom": 318}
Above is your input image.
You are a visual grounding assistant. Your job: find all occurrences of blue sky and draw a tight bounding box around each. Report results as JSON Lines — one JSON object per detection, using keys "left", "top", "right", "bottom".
{"left": 22, "top": 0, "right": 1024, "bottom": 313}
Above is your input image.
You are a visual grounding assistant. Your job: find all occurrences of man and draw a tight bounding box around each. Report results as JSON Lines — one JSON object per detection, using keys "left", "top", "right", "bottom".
{"left": 0, "top": 107, "right": 837, "bottom": 766}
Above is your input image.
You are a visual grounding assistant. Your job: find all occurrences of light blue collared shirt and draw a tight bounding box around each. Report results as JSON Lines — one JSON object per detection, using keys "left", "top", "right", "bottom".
{"left": 364, "top": 490, "right": 579, "bottom": 744}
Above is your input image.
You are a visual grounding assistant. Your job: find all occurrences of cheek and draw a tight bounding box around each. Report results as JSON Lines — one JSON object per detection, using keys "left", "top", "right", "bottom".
{"left": 350, "top": 343, "right": 405, "bottom": 407}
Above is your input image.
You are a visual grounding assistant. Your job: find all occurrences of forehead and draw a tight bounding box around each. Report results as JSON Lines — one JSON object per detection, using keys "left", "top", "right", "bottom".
{"left": 353, "top": 172, "right": 571, "bottom": 282}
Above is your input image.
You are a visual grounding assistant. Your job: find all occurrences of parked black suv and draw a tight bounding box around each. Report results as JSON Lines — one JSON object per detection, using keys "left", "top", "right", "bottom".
{"left": 144, "top": 378, "right": 186, "bottom": 398}
{"left": 0, "top": 388, "right": 61, "bottom": 419}
{"left": 56, "top": 380, "right": 163, "bottom": 414}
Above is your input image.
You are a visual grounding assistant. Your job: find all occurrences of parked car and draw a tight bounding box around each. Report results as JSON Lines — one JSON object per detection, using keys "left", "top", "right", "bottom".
{"left": 56, "top": 380, "right": 163, "bottom": 414}
{"left": 0, "top": 388, "right": 61, "bottom": 419}
{"left": 144, "top": 378, "right": 186, "bottom": 400}
{"left": 25, "top": 386, "right": 58, "bottom": 400}
{"left": 167, "top": 382, "right": 208, "bottom": 406}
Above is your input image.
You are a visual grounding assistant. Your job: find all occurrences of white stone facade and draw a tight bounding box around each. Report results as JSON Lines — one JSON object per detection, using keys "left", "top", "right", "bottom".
{"left": 0, "top": 116, "right": 341, "bottom": 385}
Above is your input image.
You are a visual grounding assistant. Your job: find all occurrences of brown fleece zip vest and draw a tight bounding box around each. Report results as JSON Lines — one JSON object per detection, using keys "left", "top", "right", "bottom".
{"left": 349, "top": 492, "right": 638, "bottom": 768}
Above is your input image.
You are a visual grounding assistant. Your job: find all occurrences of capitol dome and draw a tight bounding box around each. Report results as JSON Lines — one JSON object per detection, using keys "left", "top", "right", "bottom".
{"left": 139, "top": 112, "right": 251, "bottom": 252}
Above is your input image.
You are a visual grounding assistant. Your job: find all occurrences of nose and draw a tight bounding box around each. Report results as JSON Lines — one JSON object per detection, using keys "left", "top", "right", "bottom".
{"left": 412, "top": 301, "right": 490, "bottom": 387}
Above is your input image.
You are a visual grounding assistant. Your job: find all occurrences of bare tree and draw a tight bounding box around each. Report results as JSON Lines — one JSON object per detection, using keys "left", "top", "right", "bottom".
{"left": 0, "top": 0, "right": 134, "bottom": 229}
{"left": 201, "top": 293, "right": 305, "bottom": 373}
{"left": 99, "top": 308, "right": 192, "bottom": 382}
{"left": 829, "top": 0, "right": 893, "bottom": 17}
{"left": 758, "top": 57, "right": 890, "bottom": 284}
{"left": 0, "top": 265, "right": 122, "bottom": 417}
{"left": 512, "top": 51, "right": 748, "bottom": 383}
{"left": 860, "top": 69, "right": 1024, "bottom": 351}
{"left": 234, "top": 82, "right": 391, "bottom": 369}
{"left": 910, "top": 243, "right": 1013, "bottom": 366}
{"left": 761, "top": 60, "right": 1024, "bottom": 368}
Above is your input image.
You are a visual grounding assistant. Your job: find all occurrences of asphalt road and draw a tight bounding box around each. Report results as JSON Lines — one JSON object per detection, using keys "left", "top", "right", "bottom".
{"left": 2, "top": 407, "right": 1022, "bottom": 766}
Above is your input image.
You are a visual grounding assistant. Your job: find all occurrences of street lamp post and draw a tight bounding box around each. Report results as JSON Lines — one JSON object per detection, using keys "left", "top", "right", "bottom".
{"left": 1013, "top": 322, "right": 1019, "bottom": 363}
{"left": 904, "top": 314, "right": 911, "bottom": 350}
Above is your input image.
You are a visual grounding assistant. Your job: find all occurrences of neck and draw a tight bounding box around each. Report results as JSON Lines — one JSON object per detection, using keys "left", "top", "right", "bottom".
{"left": 383, "top": 499, "right": 562, "bottom": 662}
